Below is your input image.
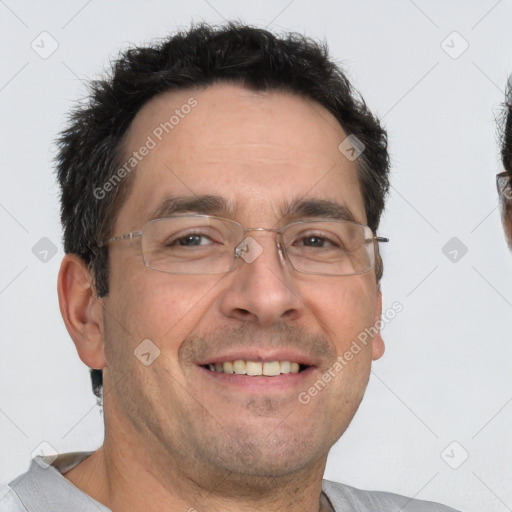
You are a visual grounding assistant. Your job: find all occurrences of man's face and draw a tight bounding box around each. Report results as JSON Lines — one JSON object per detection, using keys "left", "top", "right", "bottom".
{"left": 500, "top": 106, "right": 512, "bottom": 247}
{"left": 100, "top": 83, "right": 384, "bottom": 480}
{"left": 503, "top": 184, "right": 512, "bottom": 247}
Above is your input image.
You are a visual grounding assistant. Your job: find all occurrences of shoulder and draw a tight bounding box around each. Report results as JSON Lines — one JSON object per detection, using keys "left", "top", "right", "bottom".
{"left": 1, "top": 452, "right": 109, "bottom": 512}
{"left": 0, "top": 485, "right": 27, "bottom": 511}
{"left": 322, "top": 479, "right": 461, "bottom": 512}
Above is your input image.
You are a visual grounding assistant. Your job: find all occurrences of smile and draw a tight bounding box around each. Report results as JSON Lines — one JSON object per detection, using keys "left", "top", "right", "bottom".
{"left": 203, "top": 360, "right": 309, "bottom": 376}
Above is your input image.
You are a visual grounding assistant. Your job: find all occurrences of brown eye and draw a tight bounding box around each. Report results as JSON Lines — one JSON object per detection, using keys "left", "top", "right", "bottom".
{"left": 300, "top": 235, "right": 333, "bottom": 248}
{"left": 175, "top": 234, "right": 212, "bottom": 246}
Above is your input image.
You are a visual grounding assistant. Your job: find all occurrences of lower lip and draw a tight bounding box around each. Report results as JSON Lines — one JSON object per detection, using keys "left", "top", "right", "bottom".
{"left": 198, "top": 366, "right": 316, "bottom": 393}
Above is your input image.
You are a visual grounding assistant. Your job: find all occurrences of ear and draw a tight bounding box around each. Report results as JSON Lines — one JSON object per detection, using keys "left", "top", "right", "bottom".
{"left": 57, "top": 254, "right": 106, "bottom": 370}
{"left": 371, "top": 288, "right": 385, "bottom": 361}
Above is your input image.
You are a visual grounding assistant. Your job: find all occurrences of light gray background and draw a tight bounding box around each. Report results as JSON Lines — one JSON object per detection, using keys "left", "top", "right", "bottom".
{"left": 1, "top": 1, "right": 511, "bottom": 511}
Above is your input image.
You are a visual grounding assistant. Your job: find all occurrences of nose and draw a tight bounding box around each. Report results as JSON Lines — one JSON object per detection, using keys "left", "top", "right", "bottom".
{"left": 217, "top": 233, "right": 303, "bottom": 326}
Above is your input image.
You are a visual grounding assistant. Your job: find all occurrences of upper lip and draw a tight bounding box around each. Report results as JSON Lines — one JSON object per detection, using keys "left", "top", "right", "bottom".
{"left": 196, "top": 349, "right": 319, "bottom": 367}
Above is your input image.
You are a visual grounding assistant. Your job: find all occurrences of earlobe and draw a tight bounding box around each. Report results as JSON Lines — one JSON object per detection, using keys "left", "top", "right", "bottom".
{"left": 57, "top": 254, "right": 107, "bottom": 370}
{"left": 371, "top": 288, "right": 385, "bottom": 361}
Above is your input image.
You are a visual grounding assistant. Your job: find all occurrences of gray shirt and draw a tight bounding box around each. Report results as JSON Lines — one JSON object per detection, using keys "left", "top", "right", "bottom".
{"left": 1, "top": 452, "right": 460, "bottom": 511}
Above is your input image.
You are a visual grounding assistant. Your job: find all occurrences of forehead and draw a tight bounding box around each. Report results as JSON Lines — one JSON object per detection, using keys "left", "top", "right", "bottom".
{"left": 116, "top": 83, "right": 366, "bottom": 229}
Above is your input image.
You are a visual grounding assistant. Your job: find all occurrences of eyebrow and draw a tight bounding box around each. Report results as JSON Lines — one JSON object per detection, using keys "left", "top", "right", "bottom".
{"left": 147, "top": 195, "right": 236, "bottom": 221}
{"left": 281, "top": 198, "right": 357, "bottom": 223}
{"left": 147, "top": 195, "right": 358, "bottom": 224}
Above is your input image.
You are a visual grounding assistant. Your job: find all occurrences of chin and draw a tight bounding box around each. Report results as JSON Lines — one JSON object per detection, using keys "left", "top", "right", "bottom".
{"left": 193, "top": 423, "right": 331, "bottom": 481}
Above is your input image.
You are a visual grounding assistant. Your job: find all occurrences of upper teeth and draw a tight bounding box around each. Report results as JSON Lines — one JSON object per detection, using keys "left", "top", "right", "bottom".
{"left": 207, "top": 360, "right": 301, "bottom": 376}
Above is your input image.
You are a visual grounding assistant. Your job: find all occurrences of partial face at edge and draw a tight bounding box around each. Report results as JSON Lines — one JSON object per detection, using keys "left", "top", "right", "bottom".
{"left": 99, "top": 83, "right": 384, "bottom": 480}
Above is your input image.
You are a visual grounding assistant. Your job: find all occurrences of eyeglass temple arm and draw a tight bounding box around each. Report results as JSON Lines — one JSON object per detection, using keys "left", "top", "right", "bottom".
{"left": 97, "top": 231, "right": 143, "bottom": 248}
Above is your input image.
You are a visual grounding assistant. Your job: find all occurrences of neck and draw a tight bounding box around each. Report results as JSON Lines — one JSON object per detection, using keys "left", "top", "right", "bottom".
{"left": 64, "top": 415, "right": 329, "bottom": 512}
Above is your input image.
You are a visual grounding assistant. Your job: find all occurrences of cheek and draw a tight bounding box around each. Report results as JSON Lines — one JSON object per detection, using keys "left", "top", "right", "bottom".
{"left": 301, "top": 277, "right": 377, "bottom": 339}
{"left": 102, "top": 275, "right": 216, "bottom": 404}
{"left": 109, "top": 268, "right": 221, "bottom": 351}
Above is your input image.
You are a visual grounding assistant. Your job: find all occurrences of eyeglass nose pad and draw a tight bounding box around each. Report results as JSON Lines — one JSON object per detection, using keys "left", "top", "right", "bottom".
{"left": 276, "top": 240, "right": 286, "bottom": 263}
{"left": 233, "top": 237, "right": 285, "bottom": 267}
{"left": 234, "top": 242, "right": 243, "bottom": 259}
{"left": 233, "top": 237, "right": 264, "bottom": 265}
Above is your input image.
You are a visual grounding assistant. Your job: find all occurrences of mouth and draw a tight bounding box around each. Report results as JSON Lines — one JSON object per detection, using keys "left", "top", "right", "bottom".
{"left": 195, "top": 349, "right": 320, "bottom": 394}
{"left": 201, "top": 360, "right": 310, "bottom": 376}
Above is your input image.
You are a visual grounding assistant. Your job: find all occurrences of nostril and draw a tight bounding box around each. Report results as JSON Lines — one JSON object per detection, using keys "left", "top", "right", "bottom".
{"left": 233, "top": 308, "right": 253, "bottom": 319}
